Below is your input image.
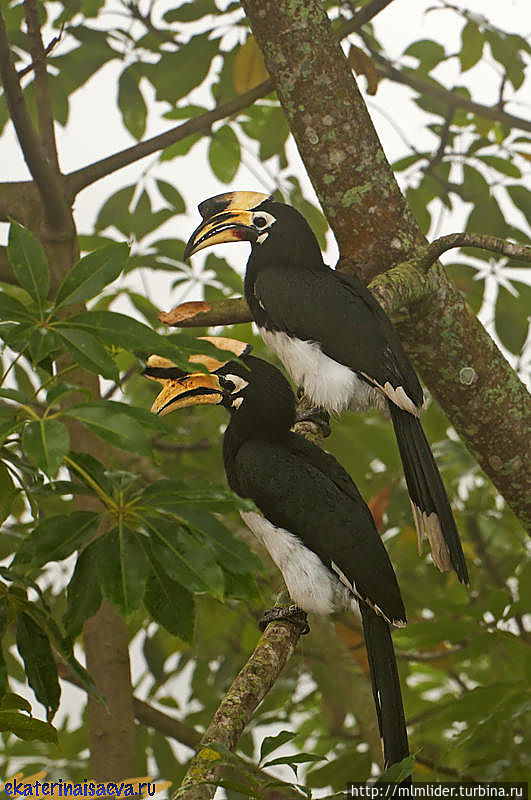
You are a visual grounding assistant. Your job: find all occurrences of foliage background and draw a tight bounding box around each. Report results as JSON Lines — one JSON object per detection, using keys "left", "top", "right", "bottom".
{"left": 0, "top": 0, "right": 529, "bottom": 795}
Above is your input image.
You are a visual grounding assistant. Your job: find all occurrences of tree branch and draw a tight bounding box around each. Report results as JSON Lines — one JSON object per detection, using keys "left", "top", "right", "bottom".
{"left": 419, "top": 233, "right": 531, "bottom": 267}
{"left": 0, "top": 9, "right": 70, "bottom": 232}
{"left": 23, "top": 0, "right": 60, "bottom": 169}
{"left": 65, "top": 81, "right": 274, "bottom": 197}
{"left": 64, "top": 0, "right": 396, "bottom": 199}
{"left": 371, "top": 49, "right": 531, "bottom": 134}
{"left": 177, "top": 616, "right": 304, "bottom": 800}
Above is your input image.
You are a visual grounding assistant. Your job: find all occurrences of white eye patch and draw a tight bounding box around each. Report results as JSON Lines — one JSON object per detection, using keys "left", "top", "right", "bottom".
{"left": 224, "top": 374, "right": 249, "bottom": 393}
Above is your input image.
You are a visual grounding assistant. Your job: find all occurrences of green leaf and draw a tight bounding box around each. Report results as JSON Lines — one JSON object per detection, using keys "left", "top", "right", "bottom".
{"left": 263, "top": 752, "right": 324, "bottom": 769}
{"left": 0, "top": 692, "right": 32, "bottom": 713}
{"left": 495, "top": 281, "right": 531, "bottom": 355}
{"left": 156, "top": 180, "right": 185, "bottom": 211}
{"left": 7, "top": 222, "right": 49, "bottom": 304}
{"left": 0, "top": 292, "right": 34, "bottom": 322}
{"left": 22, "top": 419, "right": 70, "bottom": 477}
{"left": 64, "top": 544, "right": 102, "bottom": 637}
{"left": 14, "top": 511, "right": 100, "bottom": 570}
{"left": 64, "top": 310, "right": 193, "bottom": 368}
{"left": 177, "top": 506, "right": 261, "bottom": 575}
{"left": 406, "top": 186, "right": 431, "bottom": 235}
{"left": 260, "top": 730, "right": 296, "bottom": 762}
{"left": 0, "top": 710, "right": 58, "bottom": 742}
{"left": 64, "top": 403, "right": 152, "bottom": 456}
{"left": 209, "top": 125, "right": 241, "bottom": 184}
{"left": 56, "top": 326, "right": 119, "bottom": 381}
{"left": 506, "top": 185, "right": 531, "bottom": 228}
{"left": 66, "top": 450, "right": 115, "bottom": 496}
{"left": 163, "top": 0, "right": 217, "bottom": 22}
{"left": 142, "top": 479, "right": 235, "bottom": 513}
{"left": 0, "top": 462, "right": 19, "bottom": 526}
{"left": 0, "top": 598, "right": 7, "bottom": 700}
{"left": 95, "top": 185, "right": 135, "bottom": 235}
{"left": 160, "top": 133, "right": 201, "bottom": 162}
{"left": 55, "top": 242, "right": 130, "bottom": 308}
{"left": 29, "top": 327, "right": 57, "bottom": 364}
{"left": 97, "top": 525, "right": 149, "bottom": 615}
{"left": 146, "top": 518, "right": 224, "bottom": 597}
{"left": 147, "top": 35, "right": 218, "bottom": 104}
{"left": 16, "top": 612, "right": 60, "bottom": 720}
{"left": 460, "top": 22, "right": 484, "bottom": 71}
{"left": 404, "top": 39, "right": 446, "bottom": 71}
{"left": 445, "top": 263, "right": 485, "bottom": 314}
{"left": 118, "top": 66, "right": 147, "bottom": 140}
{"left": 476, "top": 155, "right": 522, "bottom": 178}
{"left": 144, "top": 557, "right": 195, "bottom": 642}
{"left": 377, "top": 753, "right": 416, "bottom": 782}
{"left": 392, "top": 153, "right": 425, "bottom": 172}
{"left": 467, "top": 195, "right": 507, "bottom": 239}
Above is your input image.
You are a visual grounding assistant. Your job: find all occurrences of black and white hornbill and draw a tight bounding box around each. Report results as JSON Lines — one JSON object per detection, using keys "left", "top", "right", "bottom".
{"left": 145, "top": 340, "right": 410, "bottom": 776}
{"left": 183, "top": 191, "right": 468, "bottom": 585}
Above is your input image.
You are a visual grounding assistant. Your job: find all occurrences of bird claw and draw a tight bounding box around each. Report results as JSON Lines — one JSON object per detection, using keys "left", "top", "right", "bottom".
{"left": 295, "top": 407, "right": 331, "bottom": 437}
{"left": 259, "top": 605, "right": 310, "bottom": 635}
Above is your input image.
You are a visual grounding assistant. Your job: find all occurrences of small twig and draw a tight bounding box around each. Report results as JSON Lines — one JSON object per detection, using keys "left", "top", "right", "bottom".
{"left": 418, "top": 232, "right": 531, "bottom": 268}
{"left": 17, "top": 27, "right": 64, "bottom": 78}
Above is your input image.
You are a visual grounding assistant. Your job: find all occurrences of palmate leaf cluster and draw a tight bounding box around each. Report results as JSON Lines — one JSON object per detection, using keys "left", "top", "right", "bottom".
{"left": 0, "top": 0, "right": 529, "bottom": 794}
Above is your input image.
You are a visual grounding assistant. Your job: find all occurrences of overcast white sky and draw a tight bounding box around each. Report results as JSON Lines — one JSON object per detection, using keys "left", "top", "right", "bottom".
{"left": 1, "top": 0, "right": 530, "bottom": 775}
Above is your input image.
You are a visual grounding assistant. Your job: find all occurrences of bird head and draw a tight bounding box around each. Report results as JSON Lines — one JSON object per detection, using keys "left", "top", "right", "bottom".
{"left": 146, "top": 338, "right": 295, "bottom": 439}
{"left": 183, "top": 191, "right": 324, "bottom": 267}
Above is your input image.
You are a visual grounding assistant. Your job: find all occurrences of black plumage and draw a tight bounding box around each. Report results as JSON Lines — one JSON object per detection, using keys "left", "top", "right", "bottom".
{"left": 148, "top": 353, "right": 410, "bottom": 775}
{"left": 184, "top": 193, "right": 468, "bottom": 585}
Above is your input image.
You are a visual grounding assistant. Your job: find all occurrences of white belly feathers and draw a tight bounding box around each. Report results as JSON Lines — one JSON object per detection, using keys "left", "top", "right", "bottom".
{"left": 241, "top": 511, "right": 353, "bottom": 615}
{"left": 259, "top": 328, "right": 384, "bottom": 414}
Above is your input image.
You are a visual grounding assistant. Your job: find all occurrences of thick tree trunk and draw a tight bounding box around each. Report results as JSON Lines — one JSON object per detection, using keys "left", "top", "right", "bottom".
{"left": 242, "top": 0, "right": 530, "bottom": 529}
{"left": 0, "top": 2, "right": 139, "bottom": 779}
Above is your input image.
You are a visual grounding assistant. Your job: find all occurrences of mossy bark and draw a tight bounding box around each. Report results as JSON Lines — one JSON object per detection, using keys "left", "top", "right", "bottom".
{"left": 242, "top": 0, "right": 530, "bottom": 529}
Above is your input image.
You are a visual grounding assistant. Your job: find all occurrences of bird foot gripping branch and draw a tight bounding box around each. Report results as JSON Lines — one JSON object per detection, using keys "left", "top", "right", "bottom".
{"left": 259, "top": 605, "right": 310, "bottom": 635}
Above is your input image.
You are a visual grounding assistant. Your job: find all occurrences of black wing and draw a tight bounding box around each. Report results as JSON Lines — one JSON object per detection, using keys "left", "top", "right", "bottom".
{"left": 234, "top": 436, "right": 405, "bottom": 625}
{"left": 251, "top": 263, "right": 423, "bottom": 407}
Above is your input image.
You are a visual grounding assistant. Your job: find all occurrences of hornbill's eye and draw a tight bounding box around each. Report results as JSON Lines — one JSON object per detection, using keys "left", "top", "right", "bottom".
{"left": 254, "top": 215, "right": 268, "bottom": 228}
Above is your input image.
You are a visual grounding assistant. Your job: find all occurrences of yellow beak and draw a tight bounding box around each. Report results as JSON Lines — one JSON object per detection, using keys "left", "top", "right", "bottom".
{"left": 184, "top": 190, "right": 269, "bottom": 259}
{"left": 150, "top": 372, "right": 223, "bottom": 416}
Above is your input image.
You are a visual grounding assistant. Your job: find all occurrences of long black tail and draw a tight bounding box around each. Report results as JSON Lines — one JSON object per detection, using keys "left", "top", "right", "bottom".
{"left": 361, "top": 604, "right": 411, "bottom": 781}
{"left": 389, "top": 404, "right": 468, "bottom": 585}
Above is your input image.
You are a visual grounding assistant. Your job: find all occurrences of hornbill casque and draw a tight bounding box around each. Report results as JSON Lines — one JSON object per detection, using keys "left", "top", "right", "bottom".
{"left": 183, "top": 191, "right": 468, "bottom": 586}
{"left": 144, "top": 339, "right": 411, "bottom": 777}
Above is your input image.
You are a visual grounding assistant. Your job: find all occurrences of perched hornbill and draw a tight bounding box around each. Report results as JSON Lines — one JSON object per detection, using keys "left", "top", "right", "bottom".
{"left": 145, "top": 341, "right": 411, "bottom": 777}
{"left": 183, "top": 191, "right": 468, "bottom": 585}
